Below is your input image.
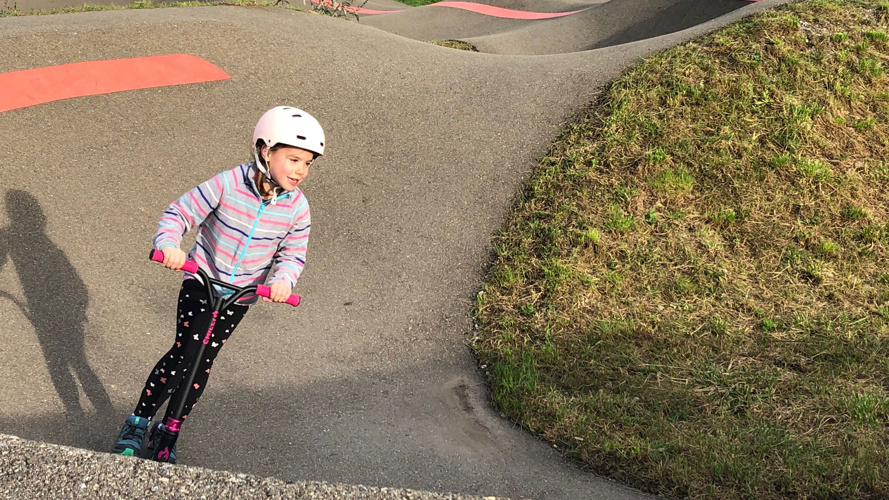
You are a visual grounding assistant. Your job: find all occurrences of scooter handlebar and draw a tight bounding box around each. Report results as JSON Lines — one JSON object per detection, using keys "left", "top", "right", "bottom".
{"left": 255, "top": 285, "right": 301, "bottom": 307}
{"left": 149, "top": 249, "right": 301, "bottom": 307}
{"left": 149, "top": 249, "right": 199, "bottom": 274}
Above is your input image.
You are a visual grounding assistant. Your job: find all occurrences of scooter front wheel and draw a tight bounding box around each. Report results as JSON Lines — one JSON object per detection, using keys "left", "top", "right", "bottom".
{"left": 145, "top": 421, "right": 179, "bottom": 464}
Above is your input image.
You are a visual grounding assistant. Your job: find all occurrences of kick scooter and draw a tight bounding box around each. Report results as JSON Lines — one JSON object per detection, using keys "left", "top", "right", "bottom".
{"left": 143, "top": 249, "right": 300, "bottom": 463}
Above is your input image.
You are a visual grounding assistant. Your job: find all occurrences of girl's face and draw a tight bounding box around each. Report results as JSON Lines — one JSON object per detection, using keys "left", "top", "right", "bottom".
{"left": 264, "top": 145, "right": 314, "bottom": 192}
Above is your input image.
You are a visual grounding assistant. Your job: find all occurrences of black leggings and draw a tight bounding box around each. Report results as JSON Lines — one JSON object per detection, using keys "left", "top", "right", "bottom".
{"left": 133, "top": 280, "right": 248, "bottom": 422}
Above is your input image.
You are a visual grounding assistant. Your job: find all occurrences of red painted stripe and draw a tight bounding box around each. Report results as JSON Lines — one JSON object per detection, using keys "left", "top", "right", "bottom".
{"left": 352, "top": 0, "right": 759, "bottom": 17}
{"left": 433, "top": 1, "right": 586, "bottom": 19}
{"left": 315, "top": 0, "right": 586, "bottom": 18}
{"left": 0, "top": 54, "right": 230, "bottom": 113}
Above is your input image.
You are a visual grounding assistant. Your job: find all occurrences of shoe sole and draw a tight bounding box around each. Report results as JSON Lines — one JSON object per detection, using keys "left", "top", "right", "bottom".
{"left": 112, "top": 444, "right": 141, "bottom": 456}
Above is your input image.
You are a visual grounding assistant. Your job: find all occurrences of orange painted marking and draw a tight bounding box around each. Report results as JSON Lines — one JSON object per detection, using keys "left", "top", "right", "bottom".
{"left": 348, "top": 0, "right": 757, "bottom": 18}
{"left": 0, "top": 54, "right": 230, "bottom": 113}
{"left": 433, "top": 1, "right": 586, "bottom": 19}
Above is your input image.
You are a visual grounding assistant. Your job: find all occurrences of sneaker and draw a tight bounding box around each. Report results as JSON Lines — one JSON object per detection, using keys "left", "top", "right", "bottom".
{"left": 146, "top": 420, "right": 178, "bottom": 464}
{"left": 112, "top": 415, "right": 151, "bottom": 456}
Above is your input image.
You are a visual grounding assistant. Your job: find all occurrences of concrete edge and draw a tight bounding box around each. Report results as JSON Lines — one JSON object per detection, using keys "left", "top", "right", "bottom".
{"left": 0, "top": 434, "right": 507, "bottom": 500}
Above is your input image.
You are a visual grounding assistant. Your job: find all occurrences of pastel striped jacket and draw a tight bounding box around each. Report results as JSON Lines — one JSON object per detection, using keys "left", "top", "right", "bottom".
{"left": 153, "top": 162, "right": 310, "bottom": 302}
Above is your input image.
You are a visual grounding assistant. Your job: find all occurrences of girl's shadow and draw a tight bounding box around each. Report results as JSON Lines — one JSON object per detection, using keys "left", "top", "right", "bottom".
{"left": 1, "top": 190, "right": 113, "bottom": 445}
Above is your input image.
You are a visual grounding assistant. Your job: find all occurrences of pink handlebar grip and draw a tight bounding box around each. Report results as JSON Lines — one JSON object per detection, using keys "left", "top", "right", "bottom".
{"left": 255, "top": 285, "right": 301, "bottom": 307}
{"left": 149, "top": 249, "right": 199, "bottom": 273}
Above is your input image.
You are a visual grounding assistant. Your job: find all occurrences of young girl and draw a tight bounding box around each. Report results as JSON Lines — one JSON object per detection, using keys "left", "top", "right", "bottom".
{"left": 112, "top": 106, "right": 325, "bottom": 461}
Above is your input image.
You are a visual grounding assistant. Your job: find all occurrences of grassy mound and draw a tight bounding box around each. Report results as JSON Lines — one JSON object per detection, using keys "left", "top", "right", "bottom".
{"left": 0, "top": 0, "right": 293, "bottom": 17}
{"left": 473, "top": 1, "right": 889, "bottom": 498}
{"left": 430, "top": 39, "right": 478, "bottom": 51}
{"left": 392, "top": 0, "right": 438, "bottom": 5}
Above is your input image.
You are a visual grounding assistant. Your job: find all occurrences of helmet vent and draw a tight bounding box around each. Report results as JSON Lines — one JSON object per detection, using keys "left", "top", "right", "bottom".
{"left": 320, "top": 142, "right": 324, "bottom": 146}
{"left": 282, "top": 107, "right": 292, "bottom": 110}
{"left": 297, "top": 135, "right": 307, "bottom": 140}
{"left": 293, "top": 114, "right": 302, "bottom": 118}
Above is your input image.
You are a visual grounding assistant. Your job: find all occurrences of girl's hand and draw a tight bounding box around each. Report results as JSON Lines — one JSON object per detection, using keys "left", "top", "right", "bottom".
{"left": 161, "top": 247, "right": 187, "bottom": 271}
{"left": 263, "top": 281, "right": 292, "bottom": 303}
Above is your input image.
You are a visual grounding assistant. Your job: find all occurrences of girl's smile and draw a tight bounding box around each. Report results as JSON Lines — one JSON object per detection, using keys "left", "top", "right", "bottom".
{"left": 264, "top": 145, "right": 314, "bottom": 193}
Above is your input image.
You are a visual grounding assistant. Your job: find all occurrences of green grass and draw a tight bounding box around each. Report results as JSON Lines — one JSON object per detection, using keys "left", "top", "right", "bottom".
{"left": 391, "top": 0, "right": 438, "bottom": 5}
{"left": 473, "top": 1, "right": 889, "bottom": 498}
{"left": 0, "top": 0, "right": 305, "bottom": 17}
{"left": 430, "top": 39, "right": 478, "bottom": 51}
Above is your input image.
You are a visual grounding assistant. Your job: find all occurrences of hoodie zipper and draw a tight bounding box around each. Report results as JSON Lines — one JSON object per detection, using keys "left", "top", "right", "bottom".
{"left": 230, "top": 200, "right": 267, "bottom": 283}
{"left": 229, "top": 189, "right": 289, "bottom": 284}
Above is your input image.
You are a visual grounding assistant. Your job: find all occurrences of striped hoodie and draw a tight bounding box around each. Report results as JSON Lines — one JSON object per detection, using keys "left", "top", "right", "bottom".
{"left": 153, "top": 162, "right": 310, "bottom": 303}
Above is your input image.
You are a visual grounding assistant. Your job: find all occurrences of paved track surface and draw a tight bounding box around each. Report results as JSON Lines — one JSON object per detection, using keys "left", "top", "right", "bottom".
{"left": 0, "top": 434, "right": 500, "bottom": 499}
{"left": 0, "top": 1, "right": 788, "bottom": 498}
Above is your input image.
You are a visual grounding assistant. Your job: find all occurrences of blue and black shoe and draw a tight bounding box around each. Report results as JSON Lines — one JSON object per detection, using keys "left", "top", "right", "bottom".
{"left": 112, "top": 414, "right": 151, "bottom": 456}
{"left": 145, "top": 420, "right": 178, "bottom": 464}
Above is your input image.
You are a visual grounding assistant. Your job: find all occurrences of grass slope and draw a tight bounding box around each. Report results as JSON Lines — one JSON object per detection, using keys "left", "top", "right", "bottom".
{"left": 473, "top": 1, "right": 889, "bottom": 498}
{"left": 392, "top": 0, "right": 438, "bottom": 6}
{"left": 0, "top": 0, "right": 295, "bottom": 17}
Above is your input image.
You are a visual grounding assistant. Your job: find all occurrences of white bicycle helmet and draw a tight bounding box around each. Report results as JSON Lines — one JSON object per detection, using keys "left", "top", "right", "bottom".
{"left": 252, "top": 106, "right": 325, "bottom": 182}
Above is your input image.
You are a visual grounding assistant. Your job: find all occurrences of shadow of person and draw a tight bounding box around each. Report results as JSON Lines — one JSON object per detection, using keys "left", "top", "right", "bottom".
{"left": 0, "top": 190, "right": 113, "bottom": 442}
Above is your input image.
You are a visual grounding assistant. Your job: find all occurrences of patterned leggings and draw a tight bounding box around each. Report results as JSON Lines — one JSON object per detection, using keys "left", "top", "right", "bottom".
{"left": 133, "top": 279, "right": 248, "bottom": 422}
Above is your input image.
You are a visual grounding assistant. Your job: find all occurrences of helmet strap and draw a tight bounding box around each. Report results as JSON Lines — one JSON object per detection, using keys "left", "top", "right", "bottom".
{"left": 253, "top": 145, "right": 282, "bottom": 186}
